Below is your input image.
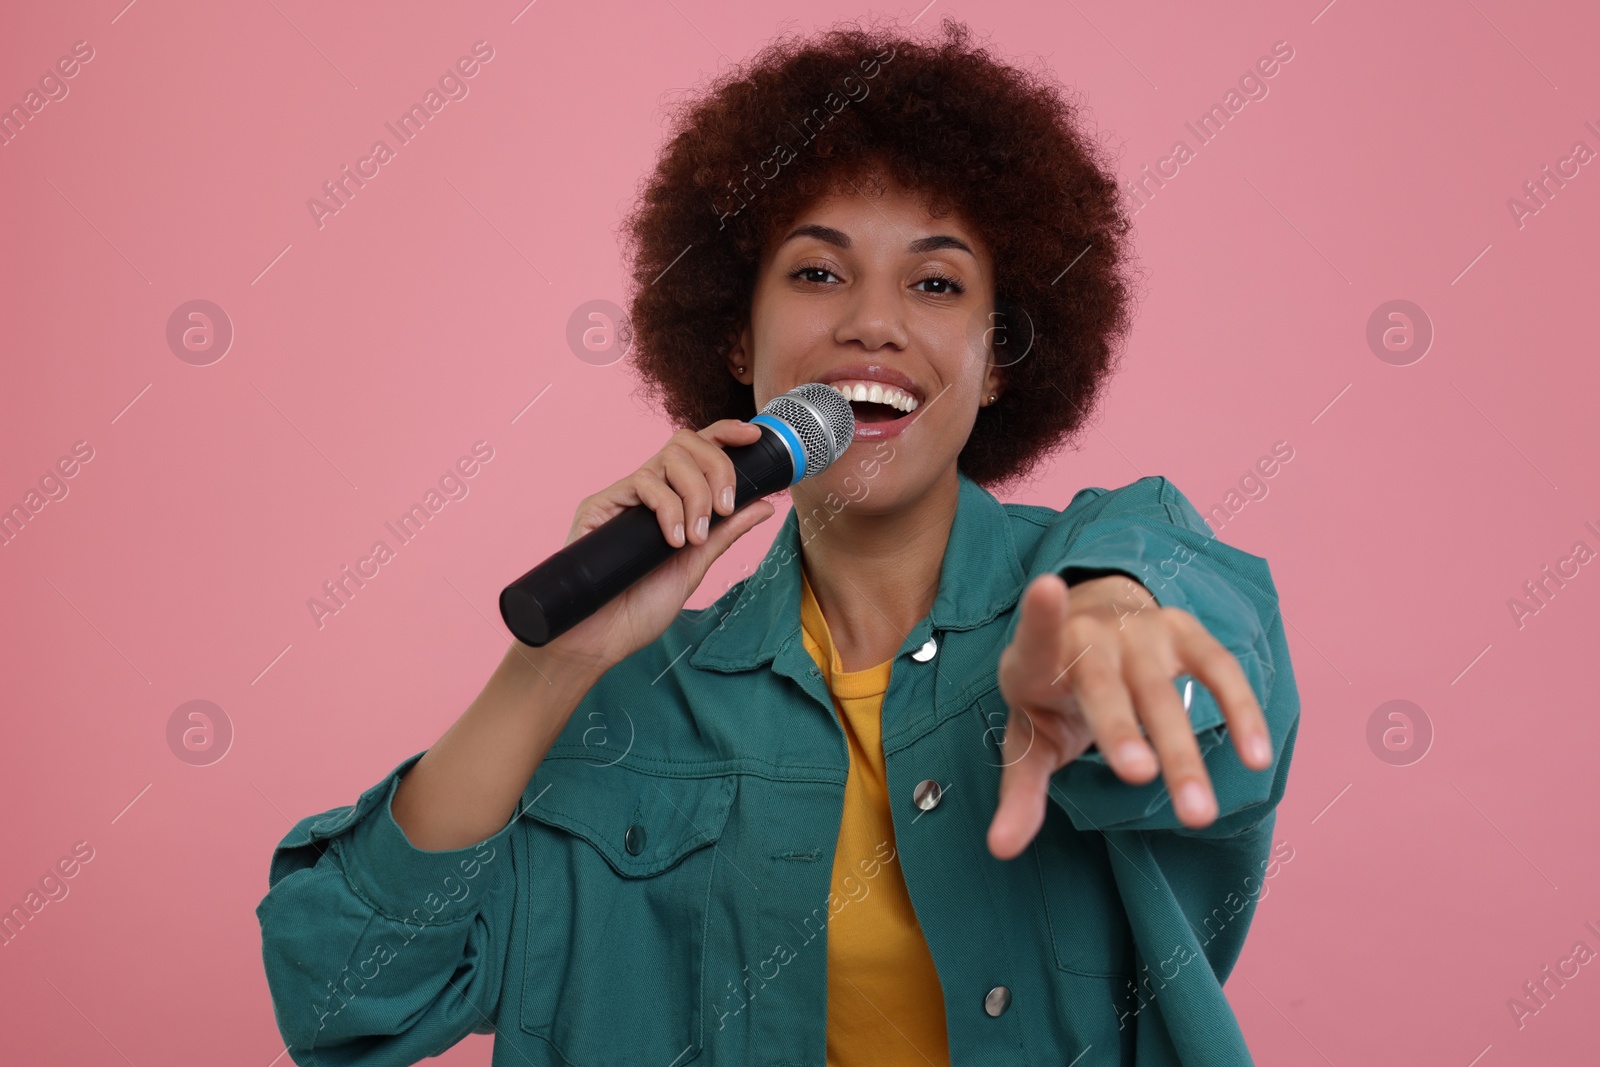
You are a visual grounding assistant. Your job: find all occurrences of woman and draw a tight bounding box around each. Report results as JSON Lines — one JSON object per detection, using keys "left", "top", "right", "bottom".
{"left": 257, "top": 16, "right": 1297, "bottom": 1067}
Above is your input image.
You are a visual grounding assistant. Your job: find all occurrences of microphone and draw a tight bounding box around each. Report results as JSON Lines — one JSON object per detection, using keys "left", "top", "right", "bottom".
{"left": 499, "top": 382, "right": 856, "bottom": 648}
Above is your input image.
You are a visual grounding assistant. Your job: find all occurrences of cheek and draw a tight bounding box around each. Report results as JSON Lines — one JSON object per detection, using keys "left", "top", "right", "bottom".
{"left": 754, "top": 315, "right": 829, "bottom": 378}
{"left": 960, "top": 298, "right": 1013, "bottom": 363}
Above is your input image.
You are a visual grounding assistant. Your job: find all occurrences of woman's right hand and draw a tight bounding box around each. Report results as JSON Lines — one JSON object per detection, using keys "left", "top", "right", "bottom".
{"left": 535, "top": 419, "right": 778, "bottom": 674}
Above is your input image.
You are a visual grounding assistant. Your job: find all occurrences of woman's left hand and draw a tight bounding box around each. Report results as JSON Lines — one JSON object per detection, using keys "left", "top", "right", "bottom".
{"left": 986, "top": 571, "right": 1274, "bottom": 860}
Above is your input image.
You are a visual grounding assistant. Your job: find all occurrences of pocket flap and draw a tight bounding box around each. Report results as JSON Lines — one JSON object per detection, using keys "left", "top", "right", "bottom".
{"left": 520, "top": 756, "right": 736, "bottom": 878}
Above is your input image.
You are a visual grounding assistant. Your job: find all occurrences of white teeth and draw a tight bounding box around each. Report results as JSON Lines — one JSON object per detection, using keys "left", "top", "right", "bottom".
{"left": 829, "top": 380, "right": 919, "bottom": 413}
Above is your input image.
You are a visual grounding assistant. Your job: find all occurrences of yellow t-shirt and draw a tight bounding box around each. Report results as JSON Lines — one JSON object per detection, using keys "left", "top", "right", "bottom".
{"left": 799, "top": 569, "right": 951, "bottom": 1067}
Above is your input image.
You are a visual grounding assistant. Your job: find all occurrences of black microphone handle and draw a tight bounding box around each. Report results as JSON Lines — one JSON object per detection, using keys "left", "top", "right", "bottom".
{"left": 499, "top": 424, "right": 798, "bottom": 648}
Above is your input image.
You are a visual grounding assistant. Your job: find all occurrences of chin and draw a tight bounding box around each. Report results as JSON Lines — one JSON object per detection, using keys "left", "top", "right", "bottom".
{"left": 801, "top": 445, "right": 940, "bottom": 515}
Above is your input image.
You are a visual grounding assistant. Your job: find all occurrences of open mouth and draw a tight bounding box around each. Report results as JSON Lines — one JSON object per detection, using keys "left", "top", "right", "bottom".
{"left": 822, "top": 380, "right": 922, "bottom": 428}
{"left": 848, "top": 399, "right": 906, "bottom": 424}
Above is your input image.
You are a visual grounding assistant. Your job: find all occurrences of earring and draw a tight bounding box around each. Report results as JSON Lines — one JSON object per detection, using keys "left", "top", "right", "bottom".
{"left": 987, "top": 393, "right": 997, "bottom": 405}
{"left": 737, "top": 365, "right": 746, "bottom": 375}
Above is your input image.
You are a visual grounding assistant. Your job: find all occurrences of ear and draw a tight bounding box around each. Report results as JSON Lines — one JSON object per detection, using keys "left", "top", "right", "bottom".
{"left": 724, "top": 320, "right": 753, "bottom": 384}
{"left": 982, "top": 361, "right": 1006, "bottom": 403}
{"left": 982, "top": 298, "right": 1007, "bottom": 401}
{"left": 982, "top": 293, "right": 1027, "bottom": 401}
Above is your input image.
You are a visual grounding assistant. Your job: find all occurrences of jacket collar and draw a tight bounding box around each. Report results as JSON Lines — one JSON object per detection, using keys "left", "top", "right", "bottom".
{"left": 690, "top": 467, "right": 1026, "bottom": 672}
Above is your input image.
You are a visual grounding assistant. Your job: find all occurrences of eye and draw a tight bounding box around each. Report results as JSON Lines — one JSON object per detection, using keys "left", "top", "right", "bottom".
{"left": 914, "top": 271, "right": 967, "bottom": 295}
{"left": 788, "top": 263, "right": 840, "bottom": 285}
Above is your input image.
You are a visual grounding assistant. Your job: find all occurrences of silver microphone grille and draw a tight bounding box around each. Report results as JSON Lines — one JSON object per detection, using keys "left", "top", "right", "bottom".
{"left": 758, "top": 382, "right": 857, "bottom": 481}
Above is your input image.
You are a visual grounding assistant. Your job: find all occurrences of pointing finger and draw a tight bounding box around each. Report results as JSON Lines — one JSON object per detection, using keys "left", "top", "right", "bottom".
{"left": 1008, "top": 574, "right": 1069, "bottom": 688}
{"left": 988, "top": 704, "right": 1055, "bottom": 860}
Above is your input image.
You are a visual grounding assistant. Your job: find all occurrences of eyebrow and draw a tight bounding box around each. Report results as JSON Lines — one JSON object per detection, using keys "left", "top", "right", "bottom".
{"left": 780, "top": 223, "right": 976, "bottom": 259}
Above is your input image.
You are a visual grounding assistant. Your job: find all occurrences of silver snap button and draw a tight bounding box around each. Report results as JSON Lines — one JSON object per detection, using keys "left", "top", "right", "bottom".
{"left": 984, "top": 985, "right": 1011, "bottom": 1017}
{"left": 912, "top": 637, "right": 938, "bottom": 662}
{"left": 913, "top": 779, "right": 942, "bottom": 811}
{"left": 624, "top": 823, "right": 647, "bottom": 856}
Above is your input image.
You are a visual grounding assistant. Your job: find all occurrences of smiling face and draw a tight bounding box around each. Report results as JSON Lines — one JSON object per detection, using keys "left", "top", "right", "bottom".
{"left": 725, "top": 168, "right": 1005, "bottom": 513}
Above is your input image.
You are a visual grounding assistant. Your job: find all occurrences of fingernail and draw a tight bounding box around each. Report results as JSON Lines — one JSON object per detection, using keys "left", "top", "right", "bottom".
{"left": 721, "top": 486, "right": 734, "bottom": 511}
{"left": 673, "top": 522, "right": 684, "bottom": 545}
{"left": 1249, "top": 733, "right": 1273, "bottom": 766}
{"left": 696, "top": 515, "right": 709, "bottom": 540}
{"left": 1177, "top": 782, "right": 1212, "bottom": 821}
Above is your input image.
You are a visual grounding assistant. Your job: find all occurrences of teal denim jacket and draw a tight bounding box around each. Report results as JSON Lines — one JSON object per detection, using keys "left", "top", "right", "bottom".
{"left": 257, "top": 469, "right": 1299, "bottom": 1067}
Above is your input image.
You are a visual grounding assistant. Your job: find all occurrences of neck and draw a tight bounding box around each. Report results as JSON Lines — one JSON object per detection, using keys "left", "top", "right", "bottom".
{"left": 794, "top": 466, "right": 959, "bottom": 672}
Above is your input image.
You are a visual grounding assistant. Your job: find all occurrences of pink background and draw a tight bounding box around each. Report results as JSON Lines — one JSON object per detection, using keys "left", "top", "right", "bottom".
{"left": 3, "top": 1, "right": 1597, "bottom": 1064}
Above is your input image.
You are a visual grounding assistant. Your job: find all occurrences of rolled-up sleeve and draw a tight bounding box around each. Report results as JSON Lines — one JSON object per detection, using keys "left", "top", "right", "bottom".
{"left": 1019, "top": 475, "right": 1299, "bottom": 838}
{"left": 256, "top": 751, "right": 520, "bottom": 1066}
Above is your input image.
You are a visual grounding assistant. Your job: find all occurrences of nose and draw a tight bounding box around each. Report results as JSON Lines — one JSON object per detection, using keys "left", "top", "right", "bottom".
{"left": 834, "top": 277, "right": 910, "bottom": 353}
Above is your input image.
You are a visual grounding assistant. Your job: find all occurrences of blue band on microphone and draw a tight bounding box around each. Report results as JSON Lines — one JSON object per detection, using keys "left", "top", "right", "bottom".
{"left": 749, "top": 414, "right": 806, "bottom": 486}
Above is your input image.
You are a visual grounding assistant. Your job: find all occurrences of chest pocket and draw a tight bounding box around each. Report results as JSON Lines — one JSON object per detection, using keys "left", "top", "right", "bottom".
{"left": 971, "top": 689, "right": 1135, "bottom": 980}
{"left": 517, "top": 756, "right": 736, "bottom": 1065}
{"left": 1032, "top": 801, "right": 1137, "bottom": 979}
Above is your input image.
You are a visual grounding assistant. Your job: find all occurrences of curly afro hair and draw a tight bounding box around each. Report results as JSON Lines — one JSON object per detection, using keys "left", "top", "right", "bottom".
{"left": 617, "top": 15, "right": 1141, "bottom": 492}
